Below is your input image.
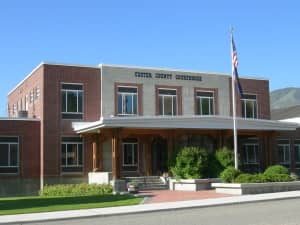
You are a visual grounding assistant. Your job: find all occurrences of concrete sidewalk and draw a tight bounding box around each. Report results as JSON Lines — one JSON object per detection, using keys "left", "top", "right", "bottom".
{"left": 1, "top": 191, "right": 300, "bottom": 224}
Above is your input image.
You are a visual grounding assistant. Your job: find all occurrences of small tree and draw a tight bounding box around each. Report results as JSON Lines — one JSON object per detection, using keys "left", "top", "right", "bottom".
{"left": 215, "top": 147, "right": 234, "bottom": 168}
{"left": 171, "top": 146, "right": 209, "bottom": 179}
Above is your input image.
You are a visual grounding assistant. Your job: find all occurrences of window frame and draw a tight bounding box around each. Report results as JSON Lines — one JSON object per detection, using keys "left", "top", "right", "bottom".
{"left": 242, "top": 143, "right": 259, "bottom": 165}
{"left": 158, "top": 88, "right": 178, "bottom": 116}
{"left": 0, "top": 136, "right": 19, "bottom": 174}
{"left": 61, "top": 137, "right": 84, "bottom": 173}
{"left": 122, "top": 141, "right": 138, "bottom": 167}
{"left": 117, "top": 86, "right": 138, "bottom": 116}
{"left": 294, "top": 140, "right": 300, "bottom": 168}
{"left": 277, "top": 139, "right": 291, "bottom": 166}
{"left": 61, "top": 83, "right": 84, "bottom": 120}
{"left": 241, "top": 93, "right": 258, "bottom": 119}
{"left": 195, "top": 91, "right": 215, "bottom": 115}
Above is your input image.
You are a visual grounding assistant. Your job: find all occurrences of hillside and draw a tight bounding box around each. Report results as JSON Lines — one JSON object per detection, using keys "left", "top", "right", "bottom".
{"left": 270, "top": 87, "right": 300, "bottom": 110}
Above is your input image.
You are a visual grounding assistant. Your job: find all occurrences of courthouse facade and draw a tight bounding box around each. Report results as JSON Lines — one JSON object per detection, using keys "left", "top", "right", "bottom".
{"left": 1, "top": 62, "right": 299, "bottom": 195}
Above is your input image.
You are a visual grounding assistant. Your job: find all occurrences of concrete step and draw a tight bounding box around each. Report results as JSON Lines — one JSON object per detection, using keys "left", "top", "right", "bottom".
{"left": 125, "top": 176, "right": 169, "bottom": 190}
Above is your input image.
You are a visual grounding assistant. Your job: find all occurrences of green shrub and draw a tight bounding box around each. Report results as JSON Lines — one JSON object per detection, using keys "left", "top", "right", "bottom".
{"left": 234, "top": 173, "right": 267, "bottom": 183}
{"left": 39, "top": 183, "right": 113, "bottom": 197}
{"left": 264, "top": 174, "right": 294, "bottom": 182}
{"left": 171, "top": 147, "right": 209, "bottom": 179}
{"left": 205, "top": 153, "right": 223, "bottom": 178}
{"left": 215, "top": 147, "right": 234, "bottom": 168}
{"left": 264, "top": 165, "right": 289, "bottom": 176}
{"left": 220, "top": 166, "right": 241, "bottom": 183}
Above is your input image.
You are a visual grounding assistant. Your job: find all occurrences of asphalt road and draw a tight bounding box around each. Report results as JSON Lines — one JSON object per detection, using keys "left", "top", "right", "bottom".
{"left": 24, "top": 198, "right": 300, "bottom": 225}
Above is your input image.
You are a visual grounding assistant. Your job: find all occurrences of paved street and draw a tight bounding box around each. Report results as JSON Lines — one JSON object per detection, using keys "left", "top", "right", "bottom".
{"left": 24, "top": 198, "right": 300, "bottom": 225}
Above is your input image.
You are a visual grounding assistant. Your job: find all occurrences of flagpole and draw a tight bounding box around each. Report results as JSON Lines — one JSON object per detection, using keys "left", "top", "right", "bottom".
{"left": 231, "top": 29, "right": 239, "bottom": 170}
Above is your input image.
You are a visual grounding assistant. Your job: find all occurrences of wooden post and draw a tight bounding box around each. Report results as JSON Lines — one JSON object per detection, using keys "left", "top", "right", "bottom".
{"left": 112, "top": 129, "right": 120, "bottom": 179}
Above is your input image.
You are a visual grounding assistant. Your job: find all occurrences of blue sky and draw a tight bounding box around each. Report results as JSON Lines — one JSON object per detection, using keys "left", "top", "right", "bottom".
{"left": 0, "top": 0, "right": 299, "bottom": 116}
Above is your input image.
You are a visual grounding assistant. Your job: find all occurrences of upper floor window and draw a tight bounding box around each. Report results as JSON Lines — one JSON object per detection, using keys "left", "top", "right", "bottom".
{"left": 158, "top": 89, "right": 177, "bottom": 116}
{"left": 241, "top": 94, "right": 257, "bottom": 119}
{"left": 61, "top": 83, "right": 83, "bottom": 119}
{"left": 196, "top": 91, "right": 214, "bottom": 115}
{"left": 61, "top": 137, "right": 83, "bottom": 173}
{"left": 277, "top": 139, "right": 290, "bottom": 166}
{"left": 117, "top": 86, "right": 138, "bottom": 116}
{"left": 0, "top": 137, "right": 19, "bottom": 174}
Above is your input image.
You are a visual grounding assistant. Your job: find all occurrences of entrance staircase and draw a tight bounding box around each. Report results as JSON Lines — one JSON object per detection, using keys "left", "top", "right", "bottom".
{"left": 125, "top": 176, "right": 169, "bottom": 190}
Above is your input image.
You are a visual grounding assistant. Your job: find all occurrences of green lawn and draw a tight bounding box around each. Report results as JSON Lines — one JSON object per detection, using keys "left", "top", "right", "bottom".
{"left": 0, "top": 194, "right": 143, "bottom": 215}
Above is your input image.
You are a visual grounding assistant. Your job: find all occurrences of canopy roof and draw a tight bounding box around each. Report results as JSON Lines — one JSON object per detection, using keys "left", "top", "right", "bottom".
{"left": 72, "top": 115, "right": 299, "bottom": 134}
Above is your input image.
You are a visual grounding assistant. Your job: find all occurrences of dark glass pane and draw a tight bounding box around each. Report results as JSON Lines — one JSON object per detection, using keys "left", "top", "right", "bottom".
{"left": 285, "top": 148, "right": 290, "bottom": 162}
{"left": 0, "top": 137, "right": 18, "bottom": 142}
{"left": 125, "top": 94, "right": 133, "bottom": 114}
{"left": 134, "top": 144, "right": 138, "bottom": 164}
{"left": 242, "top": 94, "right": 256, "bottom": 100}
{"left": 159, "top": 89, "right": 176, "bottom": 95}
{"left": 67, "top": 91, "right": 77, "bottom": 112}
{"left": 209, "top": 99, "right": 214, "bottom": 115}
{"left": 9, "top": 144, "right": 18, "bottom": 166}
{"left": 0, "top": 167, "right": 18, "bottom": 173}
{"left": 61, "top": 144, "right": 66, "bottom": 166}
{"left": 78, "top": 91, "right": 83, "bottom": 113}
{"left": 295, "top": 146, "right": 300, "bottom": 162}
{"left": 278, "top": 140, "right": 289, "bottom": 145}
{"left": 253, "top": 102, "right": 257, "bottom": 118}
{"left": 173, "top": 96, "right": 177, "bottom": 115}
{"left": 62, "top": 84, "right": 83, "bottom": 90}
{"left": 62, "top": 91, "right": 66, "bottom": 112}
{"left": 202, "top": 98, "right": 210, "bottom": 115}
{"left": 278, "top": 147, "right": 284, "bottom": 163}
{"left": 242, "top": 100, "right": 246, "bottom": 117}
{"left": 196, "top": 91, "right": 213, "bottom": 97}
{"left": 247, "top": 146, "right": 255, "bottom": 163}
{"left": 62, "top": 137, "right": 82, "bottom": 142}
{"left": 246, "top": 101, "right": 253, "bottom": 118}
{"left": 0, "top": 144, "right": 8, "bottom": 166}
{"left": 133, "top": 95, "right": 138, "bottom": 114}
{"left": 78, "top": 144, "right": 83, "bottom": 165}
{"left": 159, "top": 96, "right": 163, "bottom": 115}
{"left": 164, "top": 96, "right": 172, "bottom": 115}
{"left": 118, "top": 94, "right": 123, "bottom": 114}
{"left": 118, "top": 87, "right": 137, "bottom": 93}
{"left": 67, "top": 144, "right": 77, "bottom": 166}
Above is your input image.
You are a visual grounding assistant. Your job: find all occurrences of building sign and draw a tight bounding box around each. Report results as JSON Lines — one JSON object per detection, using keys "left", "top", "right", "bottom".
{"left": 135, "top": 72, "right": 202, "bottom": 82}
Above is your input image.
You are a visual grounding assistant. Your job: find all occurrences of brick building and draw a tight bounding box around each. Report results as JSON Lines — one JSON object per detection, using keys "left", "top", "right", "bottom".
{"left": 1, "top": 62, "right": 299, "bottom": 195}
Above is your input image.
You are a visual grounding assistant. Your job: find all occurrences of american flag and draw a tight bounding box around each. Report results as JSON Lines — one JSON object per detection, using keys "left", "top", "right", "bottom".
{"left": 231, "top": 34, "right": 243, "bottom": 97}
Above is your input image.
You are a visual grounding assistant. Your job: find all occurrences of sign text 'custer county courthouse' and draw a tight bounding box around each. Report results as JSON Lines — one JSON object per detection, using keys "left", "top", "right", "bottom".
{"left": 134, "top": 72, "right": 202, "bottom": 82}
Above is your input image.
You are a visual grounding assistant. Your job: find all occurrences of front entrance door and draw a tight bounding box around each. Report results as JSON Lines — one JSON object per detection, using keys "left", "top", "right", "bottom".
{"left": 151, "top": 138, "right": 168, "bottom": 175}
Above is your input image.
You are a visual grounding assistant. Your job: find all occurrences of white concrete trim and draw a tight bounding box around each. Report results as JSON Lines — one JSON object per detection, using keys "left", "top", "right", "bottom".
{"left": 100, "top": 64, "right": 269, "bottom": 81}
{"left": 72, "top": 115, "right": 299, "bottom": 134}
{"left": 0, "top": 117, "right": 40, "bottom": 121}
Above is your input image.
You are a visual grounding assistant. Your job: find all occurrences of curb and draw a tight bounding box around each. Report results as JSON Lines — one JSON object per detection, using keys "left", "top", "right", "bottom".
{"left": 1, "top": 191, "right": 300, "bottom": 224}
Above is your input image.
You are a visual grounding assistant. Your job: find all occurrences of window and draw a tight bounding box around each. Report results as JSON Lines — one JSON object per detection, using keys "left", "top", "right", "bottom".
{"left": 61, "top": 137, "right": 83, "bottom": 172}
{"left": 294, "top": 140, "right": 300, "bottom": 167}
{"left": 12, "top": 104, "right": 17, "bottom": 117}
{"left": 277, "top": 140, "right": 290, "bottom": 166}
{"left": 196, "top": 91, "right": 214, "bottom": 115}
{"left": 241, "top": 94, "right": 257, "bottom": 119}
{"left": 243, "top": 143, "right": 259, "bottom": 164}
{"left": 158, "top": 89, "right": 177, "bottom": 116}
{"left": 123, "top": 141, "right": 138, "bottom": 166}
{"left": 117, "top": 86, "right": 138, "bottom": 116}
{"left": 30, "top": 90, "right": 34, "bottom": 103}
{"left": 0, "top": 137, "right": 19, "bottom": 174}
{"left": 61, "top": 83, "right": 83, "bottom": 119}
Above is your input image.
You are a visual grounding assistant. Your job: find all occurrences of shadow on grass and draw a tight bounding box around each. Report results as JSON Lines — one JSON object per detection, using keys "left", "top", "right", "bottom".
{"left": 0, "top": 194, "right": 137, "bottom": 211}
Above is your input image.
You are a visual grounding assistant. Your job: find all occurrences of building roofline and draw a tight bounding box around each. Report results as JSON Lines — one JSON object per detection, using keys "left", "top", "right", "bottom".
{"left": 7, "top": 61, "right": 101, "bottom": 96}
{"left": 99, "top": 63, "right": 269, "bottom": 81}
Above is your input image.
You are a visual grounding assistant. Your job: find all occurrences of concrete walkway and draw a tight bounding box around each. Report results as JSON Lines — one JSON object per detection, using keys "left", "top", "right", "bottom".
{"left": 1, "top": 191, "right": 300, "bottom": 224}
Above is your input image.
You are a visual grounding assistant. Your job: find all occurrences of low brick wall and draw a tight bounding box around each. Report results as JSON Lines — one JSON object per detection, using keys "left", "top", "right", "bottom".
{"left": 212, "top": 181, "right": 300, "bottom": 195}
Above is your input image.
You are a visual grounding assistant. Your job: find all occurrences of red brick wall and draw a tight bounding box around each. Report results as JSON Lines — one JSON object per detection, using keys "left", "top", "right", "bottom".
{"left": 43, "top": 64, "right": 101, "bottom": 176}
{"left": 0, "top": 120, "right": 40, "bottom": 178}
{"left": 8, "top": 66, "right": 44, "bottom": 119}
{"left": 229, "top": 78, "right": 270, "bottom": 119}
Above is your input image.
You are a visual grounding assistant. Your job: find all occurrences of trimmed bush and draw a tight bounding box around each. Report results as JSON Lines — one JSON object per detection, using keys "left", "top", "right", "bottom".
{"left": 264, "top": 174, "right": 294, "bottom": 182}
{"left": 215, "top": 147, "right": 234, "bottom": 168}
{"left": 39, "top": 183, "right": 113, "bottom": 197}
{"left": 220, "top": 166, "right": 241, "bottom": 183}
{"left": 171, "top": 147, "right": 209, "bottom": 179}
{"left": 264, "top": 165, "right": 289, "bottom": 176}
{"left": 234, "top": 173, "right": 267, "bottom": 183}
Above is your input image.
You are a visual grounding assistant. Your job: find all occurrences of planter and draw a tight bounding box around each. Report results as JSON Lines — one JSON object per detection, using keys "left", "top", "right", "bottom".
{"left": 212, "top": 181, "right": 300, "bottom": 195}
{"left": 169, "top": 178, "right": 221, "bottom": 191}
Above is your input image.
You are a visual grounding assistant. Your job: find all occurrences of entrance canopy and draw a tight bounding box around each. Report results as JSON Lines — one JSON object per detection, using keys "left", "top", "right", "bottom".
{"left": 72, "top": 115, "right": 299, "bottom": 134}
